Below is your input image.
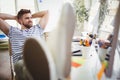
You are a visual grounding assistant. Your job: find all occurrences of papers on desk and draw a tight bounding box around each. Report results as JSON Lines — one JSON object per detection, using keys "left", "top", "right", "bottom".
{"left": 0, "top": 34, "right": 9, "bottom": 50}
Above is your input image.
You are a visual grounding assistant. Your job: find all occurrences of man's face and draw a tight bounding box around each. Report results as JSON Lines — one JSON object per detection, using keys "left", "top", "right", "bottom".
{"left": 19, "top": 13, "right": 33, "bottom": 29}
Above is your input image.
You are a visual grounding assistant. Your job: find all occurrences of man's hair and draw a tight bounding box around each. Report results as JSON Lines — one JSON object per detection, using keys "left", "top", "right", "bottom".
{"left": 17, "top": 9, "right": 31, "bottom": 19}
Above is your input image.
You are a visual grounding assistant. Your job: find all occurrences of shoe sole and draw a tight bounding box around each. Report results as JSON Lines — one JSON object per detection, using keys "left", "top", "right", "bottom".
{"left": 23, "top": 37, "right": 57, "bottom": 80}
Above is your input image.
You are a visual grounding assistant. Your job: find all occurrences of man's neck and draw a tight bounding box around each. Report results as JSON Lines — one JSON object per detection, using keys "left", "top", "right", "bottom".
{"left": 21, "top": 25, "right": 31, "bottom": 30}
{"left": 21, "top": 25, "right": 27, "bottom": 29}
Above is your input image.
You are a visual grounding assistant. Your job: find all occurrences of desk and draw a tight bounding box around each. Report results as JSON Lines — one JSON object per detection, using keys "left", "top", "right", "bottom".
{"left": 71, "top": 41, "right": 119, "bottom": 80}
{"left": 0, "top": 50, "right": 12, "bottom": 80}
{"left": 71, "top": 42, "right": 105, "bottom": 80}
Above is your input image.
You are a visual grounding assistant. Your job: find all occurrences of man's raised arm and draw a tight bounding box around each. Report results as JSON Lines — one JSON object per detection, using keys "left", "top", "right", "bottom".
{"left": 32, "top": 10, "right": 49, "bottom": 29}
{"left": 0, "top": 13, "right": 16, "bottom": 35}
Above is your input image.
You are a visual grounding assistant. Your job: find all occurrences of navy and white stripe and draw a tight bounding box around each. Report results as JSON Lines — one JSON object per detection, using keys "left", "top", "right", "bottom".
{"left": 8, "top": 24, "right": 44, "bottom": 63}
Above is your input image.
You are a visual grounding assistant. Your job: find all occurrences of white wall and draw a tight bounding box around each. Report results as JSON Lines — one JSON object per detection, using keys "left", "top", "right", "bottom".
{"left": 0, "top": 0, "right": 17, "bottom": 27}
{"left": 37, "top": 0, "right": 74, "bottom": 32}
{"left": 36, "top": 0, "right": 64, "bottom": 32}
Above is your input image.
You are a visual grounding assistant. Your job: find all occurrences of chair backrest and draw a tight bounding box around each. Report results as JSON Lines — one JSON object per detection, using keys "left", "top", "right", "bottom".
{"left": 9, "top": 40, "right": 16, "bottom": 80}
{"left": 0, "top": 41, "right": 12, "bottom": 80}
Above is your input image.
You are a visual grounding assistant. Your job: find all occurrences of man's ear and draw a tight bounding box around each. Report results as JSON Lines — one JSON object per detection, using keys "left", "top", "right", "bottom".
{"left": 18, "top": 19, "right": 22, "bottom": 24}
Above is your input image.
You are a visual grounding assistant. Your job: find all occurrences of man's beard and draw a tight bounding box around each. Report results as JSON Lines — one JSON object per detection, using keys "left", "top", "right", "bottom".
{"left": 23, "top": 22, "right": 33, "bottom": 29}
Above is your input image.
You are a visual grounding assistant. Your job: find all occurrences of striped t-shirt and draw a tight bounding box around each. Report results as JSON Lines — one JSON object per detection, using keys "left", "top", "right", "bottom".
{"left": 8, "top": 24, "right": 44, "bottom": 63}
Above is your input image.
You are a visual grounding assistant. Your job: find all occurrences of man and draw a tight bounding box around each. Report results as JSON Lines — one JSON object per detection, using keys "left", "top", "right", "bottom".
{"left": 0, "top": 9, "right": 49, "bottom": 63}
{"left": 0, "top": 9, "right": 49, "bottom": 80}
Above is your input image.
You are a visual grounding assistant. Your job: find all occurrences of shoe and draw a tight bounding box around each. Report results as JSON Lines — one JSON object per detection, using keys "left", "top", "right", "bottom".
{"left": 23, "top": 37, "right": 57, "bottom": 80}
{"left": 47, "top": 2, "right": 76, "bottom": 79}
